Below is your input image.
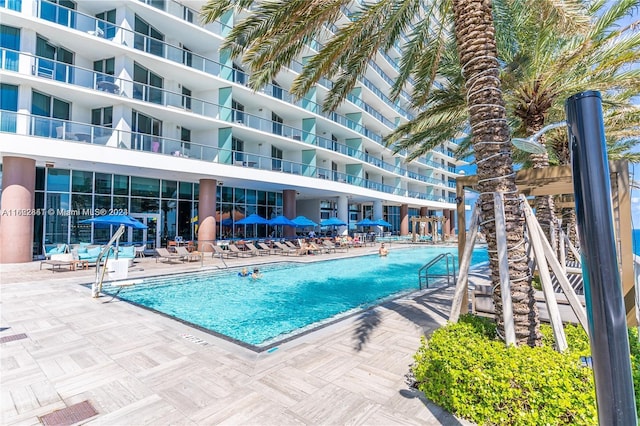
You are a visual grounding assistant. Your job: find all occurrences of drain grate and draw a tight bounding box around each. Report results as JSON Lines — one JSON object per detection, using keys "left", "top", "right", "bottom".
{"left": 39, "top": 400, "right": 98, "bottom": 426}
{"left": 0, "top": 333, "right": 27, "bottom": 344}
{"left": 180, "top": 333, "right": 209, "bottom": 346}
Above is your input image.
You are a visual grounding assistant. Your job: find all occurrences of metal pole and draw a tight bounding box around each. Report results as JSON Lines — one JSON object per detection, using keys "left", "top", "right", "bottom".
{"left": 565, "top": 90, "right": 637, "bottom": 425}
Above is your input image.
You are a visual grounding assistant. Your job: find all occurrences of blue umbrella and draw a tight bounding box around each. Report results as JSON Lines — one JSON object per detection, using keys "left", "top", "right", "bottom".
{"left": 268, "top": 215, "right": 297, "bottom": 227}
{"left": 292, "top": 215, "right": 318, "bottom": 227}
{"left": 320, "top": 217, "right": 347, "bottom": 227}
{"left": 235, "top": 213, "right": 269, "bottom": 225}
{"left": 355, "top": 218, "right": 375, "bottom": 227}
{"left": 372, "top": 218, "right": 392, "bottom": 228}
{"left": 80, "top": 214, "right": 147, "bottom": 229}
{"left": 220, "top": 218, "right": 234, "bottom": 226}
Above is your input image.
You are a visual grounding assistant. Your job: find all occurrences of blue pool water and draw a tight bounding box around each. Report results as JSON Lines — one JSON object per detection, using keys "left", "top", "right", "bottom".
{"left": 104, "top": 246, "right": 488, "bottom": 349}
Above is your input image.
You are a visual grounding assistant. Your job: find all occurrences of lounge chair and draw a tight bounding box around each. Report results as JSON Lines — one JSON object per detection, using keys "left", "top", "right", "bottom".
{"left": 283, "top": 241, "right": 298, "bottom": 249}
{"left": 308, "top": 242, "right": 325, "bottom": 254}
{"left": 322, "top": 240, "right": 337, "bottom": 253}
{"left": 228, "top": 243, "right": 256, "bottom": 257}
{"left": 258, "top": 242, "right": 280, "bottom": 255}
{"left": 43, "top": 243, "right": 68, "bottom": 259}
{"left": 211, "top": 244, "right": 239, "bottom": 259}
{"left": 273, "top": 242, "right": 297, "bottom": 255}
{"left": 155, "top": 248, "right": 184, "bottom": 263}
{"left": 175, "top": 246, "right": 203, "bottom": 262}
{"left": 245, "top": 243, "right": 269, "bottom": 256}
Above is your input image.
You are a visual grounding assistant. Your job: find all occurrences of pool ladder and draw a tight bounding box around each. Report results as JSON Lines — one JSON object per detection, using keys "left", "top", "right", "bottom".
{"left": 419, "top": 253, "right": 457, "bottom": 289}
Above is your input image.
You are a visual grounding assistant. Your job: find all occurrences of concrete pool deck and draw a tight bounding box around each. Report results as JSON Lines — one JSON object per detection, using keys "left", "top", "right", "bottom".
{"left": 1, "top": 245, "right": 486, "bottom": 425}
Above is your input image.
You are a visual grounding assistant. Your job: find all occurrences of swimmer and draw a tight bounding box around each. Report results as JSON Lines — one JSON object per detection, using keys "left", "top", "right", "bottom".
{"left": 238, "top": 267, "right": 250, "bottom": 277}
{"left": 378, "top": 243, "right": 388, "bottom": 257}
{"left": 251, "top": 267, "right": 262, "bottom": 279}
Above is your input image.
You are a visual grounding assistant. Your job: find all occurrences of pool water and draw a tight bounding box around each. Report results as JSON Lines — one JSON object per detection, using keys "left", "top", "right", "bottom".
{"left": 103, "top": 246, "right": 488, "bottom": 349}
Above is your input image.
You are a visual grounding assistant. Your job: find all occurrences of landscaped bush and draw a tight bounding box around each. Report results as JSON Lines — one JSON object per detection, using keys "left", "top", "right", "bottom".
{"left": 412, "top": 315, "right": 640, "bottom": 425}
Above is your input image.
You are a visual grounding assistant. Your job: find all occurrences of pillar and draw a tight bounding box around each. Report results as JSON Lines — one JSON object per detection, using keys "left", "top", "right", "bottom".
{"left": 444, "top": 209, "right": 454, "bottom": 236}
{"left": 400, "top": 204, "right": 409, "bottom": 236}
{"left": 0, "top": 157, "right": 36, "bottom": 263}
{"left": 337, "top": 195, "right": 349, "bottom": 235}
{"left": 373, "top": 200, "right": 383, "bottom": 220}
{"left": 283, "top": 189, "right": 297, "bottom": 238}
{"left": 197, "top": 179, "right": 216, "bottom": 251}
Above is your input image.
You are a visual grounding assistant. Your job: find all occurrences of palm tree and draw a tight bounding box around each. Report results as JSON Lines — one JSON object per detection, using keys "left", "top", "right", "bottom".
{"left": 200, "top": 0, "right": 592, "bottom": 346}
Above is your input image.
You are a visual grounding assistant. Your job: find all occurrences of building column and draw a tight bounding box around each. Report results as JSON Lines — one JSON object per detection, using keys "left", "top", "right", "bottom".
{"left": 420, "top": 206, "right": 429, "bottom": 216}
{"left": 444, "top": 209, "right": 455, "bottom": 236}
{"left": 283, "top": 189, "right": 297, "bottom": 238}
{"left": 197, "top": 179, "right": 216, "bottom": 251}
{"left": 372, "top": 200, "right": 383, "bottom": 220}
{"left": 0, "top": 157, "right": 36, "bottom": 263}
{"left": 400, "top": 204, "right": 409, "bottom": 236}
{"left": 337, "top": 195, "right": 349, "bottom": 235}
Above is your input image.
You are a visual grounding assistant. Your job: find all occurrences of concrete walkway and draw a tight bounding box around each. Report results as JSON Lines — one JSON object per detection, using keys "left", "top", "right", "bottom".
{"left": 1, "top": 246, "right": 482, "bottom": 425}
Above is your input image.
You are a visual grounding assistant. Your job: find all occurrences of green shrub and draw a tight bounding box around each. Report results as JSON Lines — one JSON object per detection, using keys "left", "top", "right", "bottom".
{"left": 412, "top": 315, "right": 600, "bottom": 425}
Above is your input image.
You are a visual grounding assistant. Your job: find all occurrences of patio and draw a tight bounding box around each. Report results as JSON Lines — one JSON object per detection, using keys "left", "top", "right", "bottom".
{"left": 1, "top": 250, "right": 481, "bottom": 425}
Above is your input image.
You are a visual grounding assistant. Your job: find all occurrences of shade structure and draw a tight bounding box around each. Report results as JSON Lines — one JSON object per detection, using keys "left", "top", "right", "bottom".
{"left": 292, "top": 215, "right": 318, "bottom": 227}
{"left": 372, "top": 218, "right": 392, "bottom": 228}
{"left": 320, "top": 217, "right": 347, "bottom": 227}
{"left": 268, "top": 215, "right": 297, "bottom": 227}
{"left": 235, "top": 213, "right": 269, "bottom": 225}
{"left": 355, "top": 218, "right": 375, "bottom": 227}
{"left": 80, "top": 214, "right": 147, "bottom": 229}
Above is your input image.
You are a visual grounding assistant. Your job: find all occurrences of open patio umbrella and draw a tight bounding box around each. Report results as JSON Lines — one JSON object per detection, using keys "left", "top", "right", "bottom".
{"left": 268, "top": 215, "right": 297, "bottom": 227}
{"left": 320, "top": 217, "right": 347, "bottom": 227}
{"left": 355, "top": 218, "right": 375, "bottom": 227}
{"left": 292, "top": 215, "right": 318, "bottom": 228}
{"left": 80, "top": 214, "right": 147, "bottom": 229}
{"left": 235, "top": 213, "right": 269, "bottom": 225}
{"left": 372, "top": 218, "right": 392, "bottom": 228}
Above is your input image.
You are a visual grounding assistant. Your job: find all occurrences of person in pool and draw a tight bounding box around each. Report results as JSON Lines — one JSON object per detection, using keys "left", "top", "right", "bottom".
{"left": 238, "top": 267, "right": 250, "bottom": 277}
{"left": 378, "top": 243, "right": 388, "bottom": 257}
{"left": 251, "top": 268, "right": 262, "bottom": 279}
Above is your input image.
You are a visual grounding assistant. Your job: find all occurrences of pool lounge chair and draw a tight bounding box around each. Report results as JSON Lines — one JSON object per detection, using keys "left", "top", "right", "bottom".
{"left": 258, "top": 242, "right": 280, "bottom": 255}
{"left": 322, "top": 240, "right": 337, "bottom": 253}
{"left": 273, "top": 242, "right": 297, "bottom": 256}
{"left": 175, "top": 246, "right": 203, "bottom": 262}
{"left": 155, "top": 248, "right": 185, "bottom": 263}
{"left": 245, "top": 243, "right": 269, "bottom": 256}
{"left": 211, "top": 244, "right": 239, "bottom": 259}
{"left": 228, "top": 243, "right": 256, "bottom": 257}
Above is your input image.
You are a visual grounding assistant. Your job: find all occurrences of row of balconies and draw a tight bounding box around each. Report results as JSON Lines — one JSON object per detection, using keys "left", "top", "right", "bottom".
{"left": 0, "top": 110, "right": 456, "bottom": 203}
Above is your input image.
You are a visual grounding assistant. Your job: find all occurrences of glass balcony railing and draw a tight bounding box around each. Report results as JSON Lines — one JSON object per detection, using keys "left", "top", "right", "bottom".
{"left": 0, "top": 0, "right": 22, "bottom": 11}
{"left": 0, "top": 110, "right": 453, "bottom": 203}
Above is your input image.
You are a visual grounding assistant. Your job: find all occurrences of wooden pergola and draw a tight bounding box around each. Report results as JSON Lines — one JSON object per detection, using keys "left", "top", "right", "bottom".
{"left": 410, "top": 216, "right": 447, "bottom": 242}
{"left": 455, "top": 160, "right": 636, "bottom": 326}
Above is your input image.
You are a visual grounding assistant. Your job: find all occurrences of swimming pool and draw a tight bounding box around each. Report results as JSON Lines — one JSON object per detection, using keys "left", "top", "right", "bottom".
{"left": 102, "top": 246, "right": 488, "bottom": 350}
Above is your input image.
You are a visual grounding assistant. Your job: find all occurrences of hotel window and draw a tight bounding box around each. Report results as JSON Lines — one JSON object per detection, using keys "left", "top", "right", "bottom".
{"left": 232, "top": 100, "right": 244, "bottom": 123}
{"left": 271, "top": 146, "right": 282, "bottom": 171}
{"left": 134, "top": 15, "right": 164, "bottom": 57}
{"left": 0, "top": 25, "right": 19, "bottom": 71}
{"left": 95, "top": 9, "right": 116, "bottom": 39}
{"left": 233, "top": 63, "right": 246, "bottom": 85}
{"left": 132, "top": 110, "right": 162, "bottom": 152}
{"left": 147, "top": 0, "right": 165, "bottom": 10}
{"left": 133, "top": 62, "right": 163, "bottom": 104}
{"left": 271, "top": 112, "right": 283, "bottom": 136}
{"left": 93, "top": 57, "right": 115, "bottom": 86}
{"left": 232, "top": 137, "right": 244, "bottom": 163}
{"left": 31, "top": 91, "right": 70, "bottom": 138}
{"left": 182, "top": 45, "right": 192, "bottom": 67}
{"left": 40, "top": 0, "right": 75, "bottom": 26}
{"left": 91, "top": 107, "right": 112, "bottom": 140}
{"left": 183, "top": 6, "right": 194, "bottom": 23}
{"left": 181, "top": 127, "right": 191, "bottom": 152}
{"left": 36, "top": 36, "right": 73, "bottom": 82}
{"left": 181, "top": 86, "right": 192, "bottom": 110}
{"left": 272, "top": 81, "right": 282, "bottom": 99}
{"left": 1, "top": 0, "right": 22, "bottom": 11}
{"left": 0, "top": 83, "right": 18, "bottom": 132}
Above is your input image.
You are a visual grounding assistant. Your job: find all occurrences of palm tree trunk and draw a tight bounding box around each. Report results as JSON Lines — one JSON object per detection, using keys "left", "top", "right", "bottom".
{"left": 452, "top": 0, "right": 541, "bottom": 346}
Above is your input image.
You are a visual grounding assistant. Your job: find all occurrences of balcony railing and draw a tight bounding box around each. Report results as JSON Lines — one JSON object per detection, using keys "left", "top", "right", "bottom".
{"left": 0, "top": 110, "right": 451, "bottom": 203}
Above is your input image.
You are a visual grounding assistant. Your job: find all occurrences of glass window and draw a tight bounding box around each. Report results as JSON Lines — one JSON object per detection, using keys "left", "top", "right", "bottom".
{"left": 246, "top": 190, "right": 256, "bottom": 205}
{"left": 1, "top": 0, "right": 22, "bottom": 12}
{"left": 267, "top": 192, "right": 276, "bottom": 205}
{"left": 36, "top": 36, "right": 73, "bottom": 82}
{"left": 95, "top": 9, "right": 116, "bottom": 39}
{"left": 46, "top": 168, "right": 70, "bottom": 192}
{"left": 131, "top": 176, "right": 159, "bottom": 197}
{"left": 234, "top": 188, "right": 245, "bottom": 204}
{"left": 113, "top": 196, "right": 128, "bottom": 210}
{"left": 162, "top": 180, "right": 177, "bottom": 198}
{"left": 257, "top": 190, "right": 266, "bottom": 205}
{"left": 113, "top": 174, "right": 129, "bottom": 195}
{"left": 35, "top": 167, "right": 45, "bottom": 191}
{"left": 0, "top": 83, "right": 18, "bottom": 132}
{"left": 179, "top": 182, "right": 192, "bottom": 199}
{"left": 45, "top": 192, "right": 69, "bottom": 243}
{"left": 31, "top": 91, "right": 70, "bottom": 138}
{"left": 134, "top": 15, "right": 164, "bottom": 57}
{"left": 220, "top": 186, "right": 232, "bottom": 203}
{"left": 71, "top": 170, "right": 92, "bottom": 193}
{"left": 0, "top": 25, "right": 20, "bottom": 71}
{"left": 130, "top": 197, "right": 159, "bottom": 213}
{"left": 70, "top": 194, "right": 91, "bottom": 243}
{"left": 94, "top": 195, "right": 110, "bottom": 209}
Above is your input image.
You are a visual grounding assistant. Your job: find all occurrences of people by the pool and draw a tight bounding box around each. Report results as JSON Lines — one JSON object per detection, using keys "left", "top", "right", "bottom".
{"left": 378, "top": 243, "right": 388, "bottom": 257}
{"left": 251, "top": 267, "right": 262, "bottom": 279}
{"left": 238, "top": 267, "right": 250, "bottom": 277}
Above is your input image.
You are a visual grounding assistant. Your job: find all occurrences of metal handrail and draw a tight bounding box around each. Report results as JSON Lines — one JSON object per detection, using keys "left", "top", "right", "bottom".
{"left": 92, "top": 224, "right": 126, "bottom": 297}
{"left": 418, "top": 252, "right": 457, "bottom": 289}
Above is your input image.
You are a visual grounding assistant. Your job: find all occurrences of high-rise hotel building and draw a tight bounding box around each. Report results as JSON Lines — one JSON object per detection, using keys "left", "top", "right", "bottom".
{"left": 0, "top": 0, "right": 464, "bottom": 263}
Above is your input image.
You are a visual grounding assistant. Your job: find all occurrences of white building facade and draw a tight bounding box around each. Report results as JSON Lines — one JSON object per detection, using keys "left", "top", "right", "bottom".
{"left": 0, "top": 0, "right": 464, "bottom": 263}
